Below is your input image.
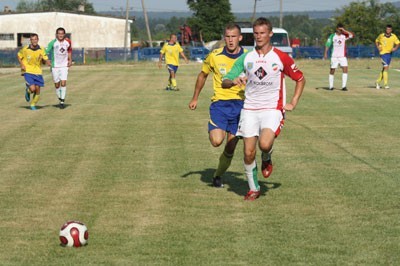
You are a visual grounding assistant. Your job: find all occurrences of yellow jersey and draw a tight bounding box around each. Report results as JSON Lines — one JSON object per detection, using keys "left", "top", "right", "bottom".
{"left": 375, "top": 33, "right": 400, "bottom": 55}
{"left": 17, "top": 45, "right": 48, "bottom": 75}
{"left": 202, "top": 46, "right": 246, "bottom": 102}
{"left": 160, "top": 42, "right": 183, "bottom": 66}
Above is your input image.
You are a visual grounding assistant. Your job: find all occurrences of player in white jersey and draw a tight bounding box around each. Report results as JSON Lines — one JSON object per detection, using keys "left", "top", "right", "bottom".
{"left": 222, "top": 17, "right": 305, "bottom": 201}
{"left": 323, "top": 23, "right": 354, "bottom": 91}
{"left": 46, "top": 27, "right": 72, "bottom": 109}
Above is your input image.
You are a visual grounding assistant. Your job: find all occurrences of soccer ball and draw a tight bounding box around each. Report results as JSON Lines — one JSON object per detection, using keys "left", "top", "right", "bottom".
{"left": 59, "top": 220, "right": 89, "bottom": 247}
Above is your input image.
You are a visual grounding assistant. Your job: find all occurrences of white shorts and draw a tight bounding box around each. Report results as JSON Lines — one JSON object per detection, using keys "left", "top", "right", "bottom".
{"left": 51, "top": 67, "right": 69, "bottom": 83}
{"left": 236, "top": 109, "right": 284, "bottom": 138}
{"left": 330, "top": 57, "right": 348, "bottom": 68}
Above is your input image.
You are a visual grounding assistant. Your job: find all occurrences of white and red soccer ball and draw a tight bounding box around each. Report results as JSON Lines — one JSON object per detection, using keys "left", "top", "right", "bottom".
{"left": 59, "top": 220, "right": 89, "bottom": 247}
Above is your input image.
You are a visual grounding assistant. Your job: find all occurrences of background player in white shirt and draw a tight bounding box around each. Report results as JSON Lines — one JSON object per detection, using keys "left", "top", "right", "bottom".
{"left": 222, "top": 17, "right": 305, "bottom": 201}
{"left": 323, "top": 23, "right": 354, "bottom": 91}
{"left": 46, "top": 27, "right": 72, "bottom": 109}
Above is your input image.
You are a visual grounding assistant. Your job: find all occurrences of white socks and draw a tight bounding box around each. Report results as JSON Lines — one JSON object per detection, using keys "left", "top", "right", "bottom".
{"left": 329, "top": 74, "right": 334, "bottom": 89}
{"left": 342, "top": 73, "right": 348, "bottom": 88}
{"left": 244, "top": 160, "right": 260, "bottom": 191}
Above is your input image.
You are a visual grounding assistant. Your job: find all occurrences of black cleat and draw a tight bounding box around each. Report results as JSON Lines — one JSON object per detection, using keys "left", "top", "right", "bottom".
{"left": 342, "top": 87, "right": 348, "bottom": 91}
{"left": 212, "top": 176, "right": 224, "bottom": 188}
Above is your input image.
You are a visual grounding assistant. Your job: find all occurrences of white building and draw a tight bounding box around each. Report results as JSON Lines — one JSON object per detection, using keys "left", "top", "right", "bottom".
{"left": 0, "top": 11, "right": 132, "bottom": 49}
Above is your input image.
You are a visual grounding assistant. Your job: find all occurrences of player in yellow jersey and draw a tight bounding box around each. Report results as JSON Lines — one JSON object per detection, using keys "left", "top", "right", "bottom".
{"left": 158, "top": 34, "right": 189, "bottom": 91}
{"left": 375, "top": 24, "right": 400, "bottom": 89}
{"left": 188, "top": 23, "right": 246, "bottom": 188}
{"left": 17, "top": 33, "right": 50, "bottom": 110}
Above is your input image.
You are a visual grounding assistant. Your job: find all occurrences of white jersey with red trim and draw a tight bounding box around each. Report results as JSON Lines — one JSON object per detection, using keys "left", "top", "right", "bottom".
{"left": 46, "top": 38, "right": 72, "bottom": 68}
{"left": 224, "top": 47, "right": 304, "bottom": 110}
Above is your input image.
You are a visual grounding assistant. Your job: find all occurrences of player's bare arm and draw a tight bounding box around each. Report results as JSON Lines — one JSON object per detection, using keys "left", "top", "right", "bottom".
{"left": 17, "top": 56, "right": 25, "bottom": 71}
{"left": 284, "top": 78, "right": 306, "bottom": 111}
{"left": 181, "top": 52, "right": 189, "bottom": 64}
{"left": 189, "top": 71, "right": 208, "bottom": 110}
{"left": 158, "top": 54, "right": 163, "bottom": 68}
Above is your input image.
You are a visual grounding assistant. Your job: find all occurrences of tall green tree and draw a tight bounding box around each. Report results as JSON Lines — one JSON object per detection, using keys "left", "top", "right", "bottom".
{"left": 324, "top": 0, "right": 400, "bottom": 45}
{"left": 186, "top": 0, "right": 235, "bottom": 42}
{"left": 16, "top": 0, "right": 95, "bottom": 14}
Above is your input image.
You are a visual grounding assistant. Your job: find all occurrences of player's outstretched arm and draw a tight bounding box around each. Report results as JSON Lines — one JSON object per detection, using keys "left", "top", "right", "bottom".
{"left": 284, "top": 78, "right": 305, "bottom": 111}
{"left": 189, "top": 71, "right": 208, "bottom": 110}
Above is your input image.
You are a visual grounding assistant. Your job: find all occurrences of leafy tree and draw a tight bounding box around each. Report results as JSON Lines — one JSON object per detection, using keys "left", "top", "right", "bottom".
{"left": 16, "top": 0, "right": 95, "bottom": 14}
{"left": 323, "top": 0, "right": 400, "bottom": 45}
{"left": 186, "top": 0, "right": 235, "bottom": 42}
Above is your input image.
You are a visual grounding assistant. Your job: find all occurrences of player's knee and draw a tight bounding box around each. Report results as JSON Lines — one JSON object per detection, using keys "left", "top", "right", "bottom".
{"left": 210, "top": 138, "right": 223, "bottom": 147}
{"left": 259, "top": 141, "right": 273, "bottom": 153}
{"left": 244, "top": 150, "right": 256, "bottom": 163}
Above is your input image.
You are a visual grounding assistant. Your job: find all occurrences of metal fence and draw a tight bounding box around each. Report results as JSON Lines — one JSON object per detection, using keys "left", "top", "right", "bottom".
{"left": 3, "top": 45, "right": 400, "bottom": 66}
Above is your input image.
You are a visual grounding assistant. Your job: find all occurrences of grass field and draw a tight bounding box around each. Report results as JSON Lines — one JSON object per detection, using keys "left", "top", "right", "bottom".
{"left": 1, "top": 59, "right": 399, "bottom": 265}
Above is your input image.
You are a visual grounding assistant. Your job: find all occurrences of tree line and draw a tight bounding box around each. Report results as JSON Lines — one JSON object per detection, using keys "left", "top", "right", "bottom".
{"left": 14, "top": 0, "right": 400, "bottom": 46}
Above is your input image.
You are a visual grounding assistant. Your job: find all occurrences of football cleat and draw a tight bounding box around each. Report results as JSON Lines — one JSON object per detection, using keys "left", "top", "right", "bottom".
{"left": 342, "top": 87, "right": 348, "bottom": 91}
{"left": 30, "top": 106, "right": 37, "bottom": 111}
{"left": 244, "top": 190, "right": 260, "bottom": 201}
{"left": 376, "top": 83, "right": 381, "bottom": 90}
{"left": 60, "top": 102, "right": 65, "bottom": 109}
{"left": 212, "top": 176, "right": 224, "bottom": 188}
{"left": 384, "top": 85, "right": 390, "bottom": 89}
{"left": 329, "top": 87, "right": 334, "bottom": 91}
{"left": 261, "top": 160, "right": 273, "bottom": 178}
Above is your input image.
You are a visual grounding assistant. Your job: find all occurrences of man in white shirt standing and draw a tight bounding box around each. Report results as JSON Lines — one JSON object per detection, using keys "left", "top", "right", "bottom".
{"left": 46, "top": 27, "right": 72, "bottom": 109}
{"left": 323, "top": 23, "right": 354, "bottom": 91}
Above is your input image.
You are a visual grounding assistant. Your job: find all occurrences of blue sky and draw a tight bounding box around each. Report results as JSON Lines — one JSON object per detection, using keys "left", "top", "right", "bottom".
{"left": 1, "top": 0, "right": 399, "bottom": 12}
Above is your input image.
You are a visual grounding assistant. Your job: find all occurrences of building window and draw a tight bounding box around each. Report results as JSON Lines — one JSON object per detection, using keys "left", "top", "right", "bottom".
{"left": 0, "top": 34, "right": 14, "bottom": 41}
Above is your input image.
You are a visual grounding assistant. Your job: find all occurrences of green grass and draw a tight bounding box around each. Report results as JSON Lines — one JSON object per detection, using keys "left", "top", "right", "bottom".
{"left": 0, "top": 59, "right": 399, "bottom": 265}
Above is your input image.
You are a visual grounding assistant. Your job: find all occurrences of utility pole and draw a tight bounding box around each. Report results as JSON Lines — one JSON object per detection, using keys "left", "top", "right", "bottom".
{"left": 279, "top": 0, "right": 283, "bottom": 28}
{"left": 141, "top": 0, "right": 153, "bottom": 48}
{"left": 251, "top": 0, "right": 259, "bottom": 23}
{"left": 123, "top": 0, "right": 130, "bottom": 61}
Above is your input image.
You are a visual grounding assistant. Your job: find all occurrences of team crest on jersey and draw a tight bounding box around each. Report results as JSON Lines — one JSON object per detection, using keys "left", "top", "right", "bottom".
{"left": 246, "top": 62, "right": 254, "bottom": 70}
{"left": 219, "top": 68, "right": 227, "bottom": 75}
{"left": 272, "top": 63, "right": 279, "bottom": 71}
{"left": 254, "top": 66, "right": 267, "bottom": 80}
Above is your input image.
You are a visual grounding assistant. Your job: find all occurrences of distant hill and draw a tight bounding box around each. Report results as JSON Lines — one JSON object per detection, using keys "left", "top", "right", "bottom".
{"left": 100, "top": 10, "right": 337, "bottom": 20}
{"left": 100, "top": 1, "right": 400, "bottom": 20}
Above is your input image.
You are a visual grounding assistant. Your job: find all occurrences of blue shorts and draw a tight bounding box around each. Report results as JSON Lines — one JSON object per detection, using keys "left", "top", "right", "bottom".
{"left": 24, "top": 73, "right": 45, "bottom": 87}
{"left": 381, "top": 53, "right": 392, "bottom": 67}
{"left": 167, "top": 64, "right": 178, "bottom": 73}
{"left": 208, "top": 100, "right": 244, "bottom": 134}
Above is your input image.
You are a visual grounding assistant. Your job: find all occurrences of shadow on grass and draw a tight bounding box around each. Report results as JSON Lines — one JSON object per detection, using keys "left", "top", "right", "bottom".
{"left": 181, "top": 168, "right": 281, "bottom": 198}
{"left": 315, "top": 86, "right": 334, "bottom": 91}
{"left": 18, "top": 104, "right": 52, "bottom": 110}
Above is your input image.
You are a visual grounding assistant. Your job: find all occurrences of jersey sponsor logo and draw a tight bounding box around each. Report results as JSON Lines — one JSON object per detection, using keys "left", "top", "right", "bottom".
{"left": 248, "top": 80, "right": 273, "bottom": 86}
{"left": 219, "top": 67, "right": 227, "bottom": 75}
{"left": 254, "top": 66, "right": 267, "bottom": 80}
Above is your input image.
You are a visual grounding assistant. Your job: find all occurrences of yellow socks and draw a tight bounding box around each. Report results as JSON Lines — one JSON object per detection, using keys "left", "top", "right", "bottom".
{"left": 214, "top": 151, "right": 234, "bottom": 177}
{"left": 383, "top": 70, "right": 388, "bottom": 86}
{"left": 31, "top": 94, "right": 40, "bottom": 107}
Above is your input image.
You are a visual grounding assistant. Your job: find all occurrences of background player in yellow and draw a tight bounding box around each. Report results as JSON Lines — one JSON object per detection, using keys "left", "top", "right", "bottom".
{"left": 17, "top": 33, "right": 50, "bottom": 110}
{"left": 375, "top": 24, "right": 400, "bottom": 89}
{"left": 158, "top": 34, "right": 189, "bottom": 91}
{"left": 188, "top": 24, "right": 246, "bottom": 188}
